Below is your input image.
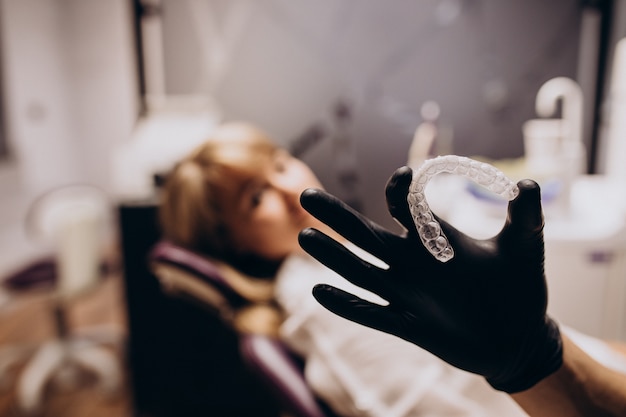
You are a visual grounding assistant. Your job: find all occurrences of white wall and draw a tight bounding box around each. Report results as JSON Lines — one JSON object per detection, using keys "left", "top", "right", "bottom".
{"left": 62, "top": 0, "right": 140, "bottom": 193}
{"left": 158, "top": 0, "right": 582, "bottom": 228}
{"left": 1, "top": 0, "right": 78, "bottom": 195}
{"left": 0, "top": 0, "right": 139, "bottom": 195}
{"left": 0, "top": 0, "right": 139, "bottom": 274}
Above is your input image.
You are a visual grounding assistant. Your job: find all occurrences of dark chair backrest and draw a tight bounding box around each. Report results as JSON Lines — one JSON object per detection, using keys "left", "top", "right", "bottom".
{"left": 148, "top": 240, "right": 335, "bottom": 417}
{"left": 240, "top": 333, "right": 337, "bottom": 417}
{"left": 120, "top": 203, "right": 280, "bottom": 417}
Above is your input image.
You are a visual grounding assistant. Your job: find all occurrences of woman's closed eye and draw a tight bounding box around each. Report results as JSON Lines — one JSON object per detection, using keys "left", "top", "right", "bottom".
{"left": 249, "top": 184, "right": 267, "bottom": 209}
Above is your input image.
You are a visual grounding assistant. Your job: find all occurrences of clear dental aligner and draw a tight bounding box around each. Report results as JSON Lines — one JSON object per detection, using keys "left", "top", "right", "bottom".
{"left": 408, "top": 155, "right": 520, "bottom": 263}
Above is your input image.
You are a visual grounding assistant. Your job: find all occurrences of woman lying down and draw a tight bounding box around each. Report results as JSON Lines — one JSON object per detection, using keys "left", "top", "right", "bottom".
{"left": 158, "top": 121, "right": 626, "bottom": 417}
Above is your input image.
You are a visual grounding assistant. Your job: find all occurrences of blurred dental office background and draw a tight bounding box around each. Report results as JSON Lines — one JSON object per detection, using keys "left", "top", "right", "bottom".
{"left": 0, "top": 0, "right": 626, "bottom": 416}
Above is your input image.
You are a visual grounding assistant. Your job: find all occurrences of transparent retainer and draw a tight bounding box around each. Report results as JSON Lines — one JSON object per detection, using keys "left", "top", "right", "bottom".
{"left": 408, "top": 155, "right": 520, "bottom": 262}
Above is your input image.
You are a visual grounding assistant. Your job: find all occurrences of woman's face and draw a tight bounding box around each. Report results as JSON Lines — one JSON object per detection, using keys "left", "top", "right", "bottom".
{"left": 226, "top": 149, "right": 326, "bottom": 261}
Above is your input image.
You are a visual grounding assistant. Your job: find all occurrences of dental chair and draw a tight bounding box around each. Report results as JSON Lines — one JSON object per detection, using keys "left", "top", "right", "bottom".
{"left": 148, "top": 240, "right": 338, "bottom": 417}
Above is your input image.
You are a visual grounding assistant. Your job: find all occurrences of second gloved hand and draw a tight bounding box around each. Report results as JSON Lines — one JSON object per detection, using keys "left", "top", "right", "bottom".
{"left": 298, "top": 166, "right": 562, "bottom": 393}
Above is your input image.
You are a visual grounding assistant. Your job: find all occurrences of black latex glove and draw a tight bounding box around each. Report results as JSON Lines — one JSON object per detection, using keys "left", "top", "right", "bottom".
{"left": 298, "top": 166, "right": 562, "bottom": 393}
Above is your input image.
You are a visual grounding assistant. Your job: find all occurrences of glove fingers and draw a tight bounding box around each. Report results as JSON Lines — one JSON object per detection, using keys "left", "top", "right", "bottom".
{"left": 505, "top": 179, "right": 544, "bottom": 239}
{"left": 312, "top": 284, "right": 405, "bottom": 337}
{"left": 385, "top": 166, "right": 415, "bottom": 233}
{"left": 384, "top": 166, "right": 468, "bottom": 255}
{"left": 299, "top": 228, "right": 392, "bottom": 298}
{"left": 300, "top": 188, "right": 400, "bottom": 257}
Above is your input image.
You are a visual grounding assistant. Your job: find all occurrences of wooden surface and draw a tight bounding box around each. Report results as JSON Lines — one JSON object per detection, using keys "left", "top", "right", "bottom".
{"left": 0, "top": 269, "right": 132, "bottom": 417}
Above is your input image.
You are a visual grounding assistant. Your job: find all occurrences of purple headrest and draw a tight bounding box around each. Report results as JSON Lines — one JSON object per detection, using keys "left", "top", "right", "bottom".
{"left": 148, "top": 240, "right": 247, "bottom": 307}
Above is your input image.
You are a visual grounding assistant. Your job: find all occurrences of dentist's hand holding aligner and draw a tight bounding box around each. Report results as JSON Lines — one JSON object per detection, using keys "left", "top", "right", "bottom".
{"left": 298, "top": 166, "right": 563, "bottom": 394}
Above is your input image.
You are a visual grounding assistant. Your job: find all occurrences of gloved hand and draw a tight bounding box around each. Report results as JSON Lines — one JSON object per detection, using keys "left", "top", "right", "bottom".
{"left": 298, "top": 166, "right": 562, "bottom": 393}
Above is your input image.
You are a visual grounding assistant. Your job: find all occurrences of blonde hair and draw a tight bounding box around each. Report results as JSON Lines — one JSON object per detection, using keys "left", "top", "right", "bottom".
{"left": 158, "top": 122, "right": 286, "bottom": 335}
{"left": 159, "top": 121, "right": 279, "bottom": 260}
